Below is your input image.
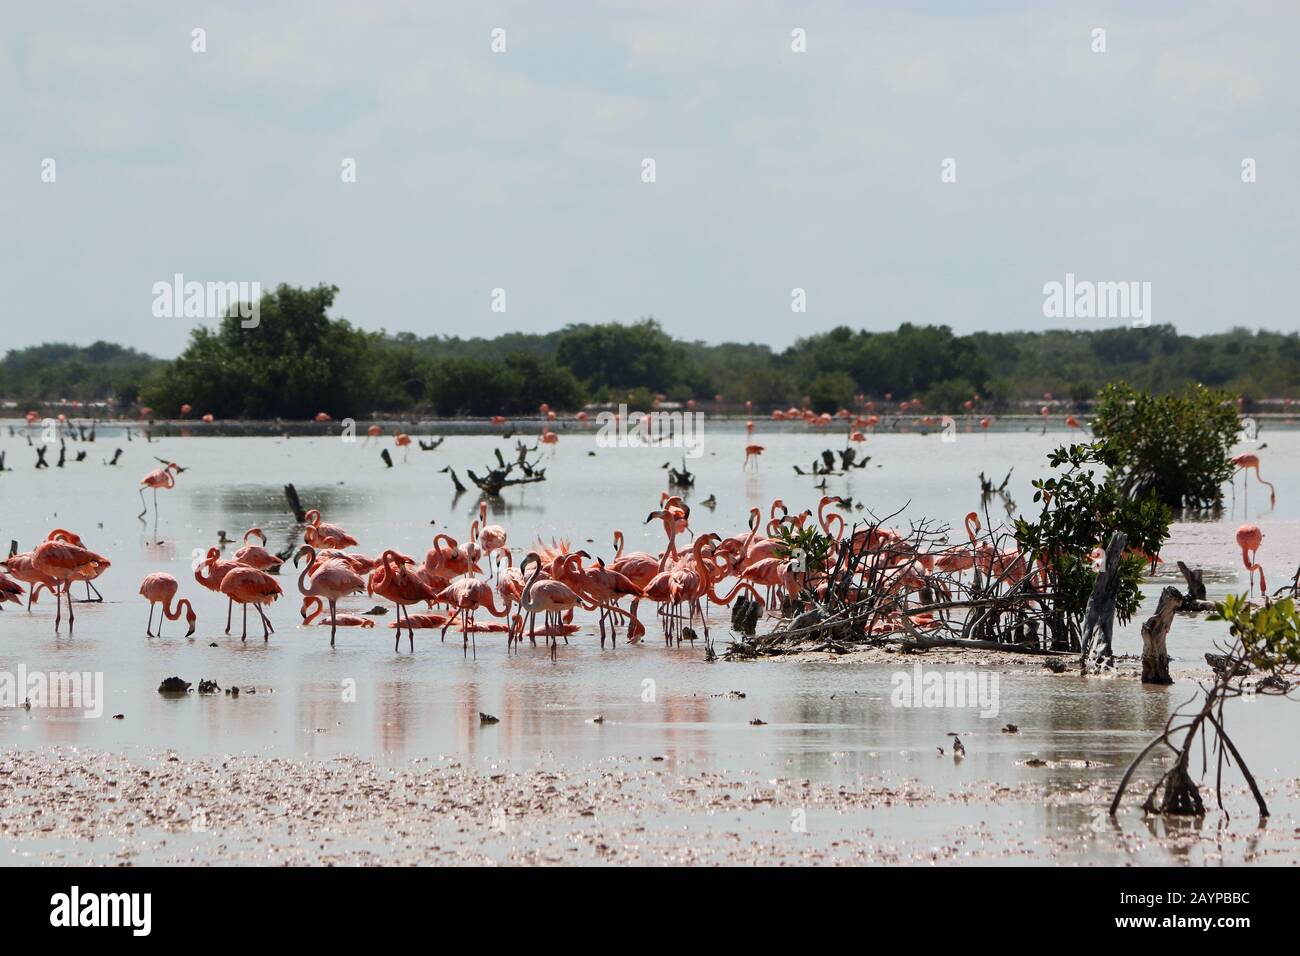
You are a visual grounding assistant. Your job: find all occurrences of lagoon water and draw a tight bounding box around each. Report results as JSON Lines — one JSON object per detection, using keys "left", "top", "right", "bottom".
{"left": 1, "top": 419, "right": 1297, "bottom": 863}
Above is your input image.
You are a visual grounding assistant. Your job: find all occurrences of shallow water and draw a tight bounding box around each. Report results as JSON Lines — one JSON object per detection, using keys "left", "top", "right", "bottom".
{"left": 0, "top": 421, "right": 1296, "bottom": 863}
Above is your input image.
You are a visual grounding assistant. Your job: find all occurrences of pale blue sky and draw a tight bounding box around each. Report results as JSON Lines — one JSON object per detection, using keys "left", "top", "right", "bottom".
{"left": 3, "top": 0, "right": 1296, "bottom": 356}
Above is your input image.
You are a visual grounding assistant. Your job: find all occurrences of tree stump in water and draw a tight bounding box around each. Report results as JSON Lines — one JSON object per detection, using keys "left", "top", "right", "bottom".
{"left": 1140, "top": 586, "right": 1183, "bottom": 685}
{"left": 1080, "top": 532, "right": 1126, "bottom": 664}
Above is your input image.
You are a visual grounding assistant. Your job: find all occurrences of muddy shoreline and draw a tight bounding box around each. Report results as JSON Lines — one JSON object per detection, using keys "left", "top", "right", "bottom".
{"left": 3, "top": 745, "right": 1295, "bottom": 866}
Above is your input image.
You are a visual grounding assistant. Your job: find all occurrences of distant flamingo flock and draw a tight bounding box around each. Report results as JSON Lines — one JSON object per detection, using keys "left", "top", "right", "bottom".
{"left": 0, "top": 426, "right": 1288, "bottom": 656}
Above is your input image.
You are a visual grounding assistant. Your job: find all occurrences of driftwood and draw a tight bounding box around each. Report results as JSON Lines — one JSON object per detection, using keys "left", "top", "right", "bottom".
{"left": 978, "top": 469, "right": 1016, "bottom": 515}
{"left": 1175, "top": 561, "right": 1206, "bottom": 600}
{"left": 665, "top": 457, "right": 695, "bottom": 488}
{"left": 1140, "top": 586, "right": 1182, "bottom": 684}
{"left": 440, "top": 466, "right": 468, "bottom": 494}
{"left": 461, "top": 444, "right": 547, "bottom": 497}
{"left": 283, "top": 483, "right": 307, "bottom": 522}
{"left": 881, "top": 632, "right": 1072, "bottom": 657}
{"left": 793, "top": 448, "right": 870, "bottom": 477}
{"left": 1174, "top": 561, "right": 1215, "bottom": 612}
{"left": 1080, "top": 531, "right": 1127, "bottom": 672}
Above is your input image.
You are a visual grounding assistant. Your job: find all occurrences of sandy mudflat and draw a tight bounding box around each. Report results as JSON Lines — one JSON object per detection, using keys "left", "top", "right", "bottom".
{"left": 1, "top": 748, "right": 1295, "bottom": 866}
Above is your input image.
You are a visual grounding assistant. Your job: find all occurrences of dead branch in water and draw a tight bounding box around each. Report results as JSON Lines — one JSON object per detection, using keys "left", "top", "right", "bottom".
{"left": 1110, "top": 596, "right": 1298, "bottom": 820}
{"left": 793, "top": 447, "right": 870, "bottom": 477}
{"left": 1139, "top": 586, "right": 1182, "bottom": 684}
{"left": 454, "top": 442, "right": 548, "bottom": 497}
{"left": 283, "top": 483, "right": 307, "bottom": 522}
{"left": 724, "top": 511, "right": 1067, "bottom": 660}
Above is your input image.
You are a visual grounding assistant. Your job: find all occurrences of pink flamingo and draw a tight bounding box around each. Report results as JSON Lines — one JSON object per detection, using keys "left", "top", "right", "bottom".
{"left": 369, "top": 549, "right": 438, "bottom": 651}
{"left": 477, "top": 502, "right": 508, "bottom": 580}
{"left": 516, "top": 553, "right": 617, "bottom": 659}
{"left": 138, "top": 572, "right": 196, "bottom": 637}
{"left": 302, "top": 510, "right": 358, "bottom": 549}
{"left": 389, "top": 612, "right": 453, "bottom": 630}
{"left": 1235, "top": 524, "right": 1267, "bottom": 597}
{"left": 294, "top": 545, "right": 366, "bottom": 646}
{"left": 436, "top": 577, "right": 510, "bottom": 652}
{"left": 744, "top": 444, "right": 765, "bottom": 470}
{"left": 194, "top": 546, "right": 241, "bottom": 633}
{"left": 301, "top": 596, "right": 375, "bottom": 629}
{"left": 32, "top": 539, "right": 111, "bottom": 634}
{"left": 609, "top": 530, "right": 660, "bottom": 590}
{"left": 219, "top": 566, "right": 282, "bottom": 641}
{"left": 138, "top": 462, "right": 180, "bottom": 522}
{"left": 566, "top": 552, "right": 643, "bottom": 647}
{"left": 2, "top": 552, "right": 58, "bottom": 611}
{"left": 1232, "top": 454, "right": 1276, "bottom": 507}
{"left": 0, "top": 572, "right": 24, "bottom": 608}
{"left": 234, "top": 528, "right": 284, "bottom": 573}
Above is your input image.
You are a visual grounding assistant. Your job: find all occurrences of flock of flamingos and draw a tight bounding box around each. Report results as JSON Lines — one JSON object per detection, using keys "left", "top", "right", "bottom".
{"left": 0, "top": 421, "right": 1285, "bottom": 657}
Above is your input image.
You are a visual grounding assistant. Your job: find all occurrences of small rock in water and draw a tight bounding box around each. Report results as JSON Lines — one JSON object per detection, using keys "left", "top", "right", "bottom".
{"left": 197, "top": 679, "right": 221, "bottom": 695}
{"left": 1044, "top": 658, "right": 1067, "bottom": 673}
{"left": 112, "top": 714, "right": 125, "bottom": 720}
{"left": 157, "top": 677, "right": 191, "bottom": 694}
{"left": 208, "top": 642, "right": 218, "bottom": 648}
{"left": 363, "top": 606, "right": 388, "bottom": 616}
{"left": 590, "top": 715, "right": 604, "bottom": 724}
{"left": 750, "top": 718, "right": 767, "bottom": 726}
{"left": 1002, "top": 723, "right": 1020, "bottom": 734}
{"left": 479, "top": 712, "right": 499, "bottom": 724}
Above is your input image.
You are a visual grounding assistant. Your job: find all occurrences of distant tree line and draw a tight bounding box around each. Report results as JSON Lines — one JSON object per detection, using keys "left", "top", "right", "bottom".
{"left": 2, "top": 283, "right": 1296, "bottom": 418}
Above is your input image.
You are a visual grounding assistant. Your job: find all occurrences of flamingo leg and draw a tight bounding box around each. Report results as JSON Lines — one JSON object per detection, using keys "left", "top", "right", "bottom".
{"left": 225, "top": 598, "right": 233, "bottom": 634}
{"left": 329, "top": 598, "right": 337, "bottom": 647}
{"left": 138, "top": 487, "right": 148, "bottom": 519}
{"left": 393, "top": 603, "right": 401, "bottom": 652}
{"left": 146, "top": 601, "right": 155, "bottom": 636}
{"left": 241, "top": 603, "right": 248, "bottom": 641}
